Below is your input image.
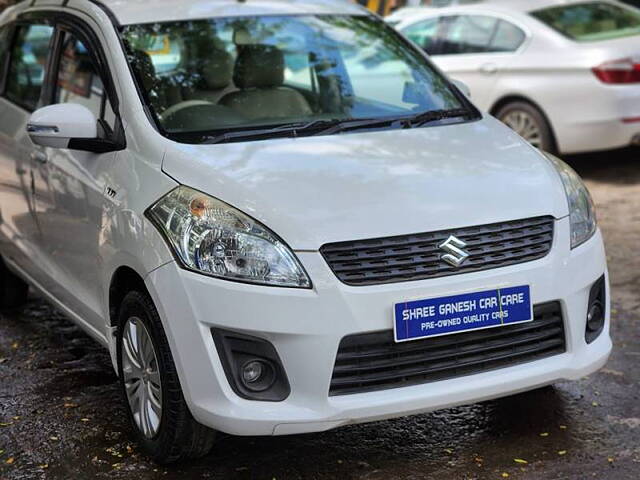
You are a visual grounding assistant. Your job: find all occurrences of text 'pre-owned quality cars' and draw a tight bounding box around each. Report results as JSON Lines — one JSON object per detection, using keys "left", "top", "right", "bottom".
{"left": 0, "top": 0, "right": 610, "bottom": 464}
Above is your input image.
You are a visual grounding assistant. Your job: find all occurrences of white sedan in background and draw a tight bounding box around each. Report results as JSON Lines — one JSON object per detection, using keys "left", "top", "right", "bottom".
{"left": 388, "top": 0, "right": 640, "bottom": 154}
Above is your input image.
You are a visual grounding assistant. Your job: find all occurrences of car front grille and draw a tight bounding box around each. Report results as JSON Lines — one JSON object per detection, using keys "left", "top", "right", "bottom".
{"left": 320, "top": 216, "right": 554, "bottom": 286}
{"left": 329, "top": 302, "right": 565, "bottom": 396}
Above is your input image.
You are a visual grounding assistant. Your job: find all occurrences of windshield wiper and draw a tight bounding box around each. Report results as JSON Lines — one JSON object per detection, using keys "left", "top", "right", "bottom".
{"left": 308, "top": 116, "right": 414, "bottom": 136}
{"left": 409, "top": 107, "right": 475, "bottom": 127}
{"left": 307, "top": 108, "right": 475, "bottom": 136}
{"left": 202, "top": 119, "right": 345, "bottom": 144}
{"left": 200, "top": 108, "right": 475, "bottom": 145}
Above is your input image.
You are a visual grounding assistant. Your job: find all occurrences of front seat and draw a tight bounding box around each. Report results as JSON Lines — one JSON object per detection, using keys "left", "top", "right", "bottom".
{"left": 220, "top": 45, "right": 312, "bottom": 121}
{"left": 188, "top": 48, "right": 235, "bottom": 104}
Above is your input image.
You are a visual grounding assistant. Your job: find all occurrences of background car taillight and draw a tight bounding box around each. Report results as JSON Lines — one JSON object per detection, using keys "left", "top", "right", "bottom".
{"left": 592, "top": 57, "right": 640, "bottom": 84}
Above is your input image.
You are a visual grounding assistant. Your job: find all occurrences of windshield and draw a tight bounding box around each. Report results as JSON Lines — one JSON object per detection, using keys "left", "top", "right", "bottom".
{"left": 122, "top": 15, "right": 471, "bottom": 143}
{"left": 531, "top": 2, "right": 640, "bottom": 42}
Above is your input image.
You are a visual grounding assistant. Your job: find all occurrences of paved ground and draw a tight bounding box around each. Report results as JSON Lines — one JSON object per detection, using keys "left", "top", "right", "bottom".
{"left": 0, "top": 148, "right": 639, "bottom": 480}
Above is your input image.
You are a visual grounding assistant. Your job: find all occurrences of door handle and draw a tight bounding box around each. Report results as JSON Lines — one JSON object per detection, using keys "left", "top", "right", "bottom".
{"left": 30, "top": 151, "right": 48, "bottom": 165}
{"left": 480, "top": 63, "right": 499, "bottom": 75}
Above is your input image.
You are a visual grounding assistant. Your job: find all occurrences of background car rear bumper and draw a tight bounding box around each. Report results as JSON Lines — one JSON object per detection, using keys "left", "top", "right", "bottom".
{"left": 559, "top": 118, "right": 640, "bottom": 154}
{"left": 146, "top": 218, "right": 610, "bottom": 436}
{"left": 552, "top": 83, "right": 640, "bottom": 154}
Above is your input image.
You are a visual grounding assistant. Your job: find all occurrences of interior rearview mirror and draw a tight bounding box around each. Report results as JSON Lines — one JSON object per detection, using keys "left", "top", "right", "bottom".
{"left": 451, "top": 79, "right": 472, "bottom": 99}
{"left": 27, "top": 103, "right": 98, "bottom": 150}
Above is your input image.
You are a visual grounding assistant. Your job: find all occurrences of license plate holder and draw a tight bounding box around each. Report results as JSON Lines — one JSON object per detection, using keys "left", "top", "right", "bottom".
{"left": 394, "top": 285, "right": 533, "bottom": 343}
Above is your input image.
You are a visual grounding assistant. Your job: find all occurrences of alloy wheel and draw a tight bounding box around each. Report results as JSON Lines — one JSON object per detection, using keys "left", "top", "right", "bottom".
{"left": 501, "top": 110, "right": 543, "bottom": 149}
{"left": 121, "top": 317, "right": 163, "bottom": 439}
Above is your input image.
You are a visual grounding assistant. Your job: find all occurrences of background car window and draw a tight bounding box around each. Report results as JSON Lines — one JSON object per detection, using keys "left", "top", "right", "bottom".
{"left": 402, "top": 18, "right": 441, "bottom": 55}
{"left": 490, "top": 20, "right": 526, "bottom": 52}
{"left": 56, "top": 33, "right": 115, "bottom": 131}
{"left": 531, "top": 2, "right": 640, "bottom": 42}
{"left": 440, "top": 15, "right": 498, "bottom": 55}
{"left": 5, "top": 24, "right": 54, "bottom": 110}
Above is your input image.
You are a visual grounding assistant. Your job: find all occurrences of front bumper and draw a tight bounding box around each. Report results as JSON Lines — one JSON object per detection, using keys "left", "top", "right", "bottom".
{"left": 146, "top": 217, "right": 611, "bottom": 436}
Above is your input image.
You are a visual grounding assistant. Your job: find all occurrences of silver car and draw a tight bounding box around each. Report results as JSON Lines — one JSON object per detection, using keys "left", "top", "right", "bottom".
{"left": 389, "top": 0, "right": 640, "bottom": 154}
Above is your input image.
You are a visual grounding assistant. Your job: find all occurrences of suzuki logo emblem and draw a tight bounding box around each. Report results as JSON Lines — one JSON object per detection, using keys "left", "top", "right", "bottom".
{"left": 439, "top": 236, "right": 470, "bottom": 268}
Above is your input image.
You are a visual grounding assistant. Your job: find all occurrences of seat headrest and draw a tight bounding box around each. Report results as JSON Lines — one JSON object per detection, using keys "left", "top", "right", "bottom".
{"left": 201, "top": 49, "right": 234, "bottom": 90}
{"left": 130, "top": 49, "right": 156, "bottom": 91}
{"left": 234, "top": 45, "right": 285, "bottom": 89}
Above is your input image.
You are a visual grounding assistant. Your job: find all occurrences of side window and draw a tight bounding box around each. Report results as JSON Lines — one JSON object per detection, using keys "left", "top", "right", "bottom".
{"left": 440, "top": 15, "right": 498, "bottom": 55}
{"left": 402, "top": 18, "right": 441, "bottom": 55}
{"left": 56, "top": 32, "right": 115, "bottom": 132}
{"left": 490, "top": 20, "right": 526, "bottom": 52}
{"left": 5, "top": 24, "right": 54, "bottom": 110}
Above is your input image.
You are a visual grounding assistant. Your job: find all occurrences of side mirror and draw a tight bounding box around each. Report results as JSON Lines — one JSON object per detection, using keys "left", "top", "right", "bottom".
{"left": 27, "top": 103, "right": 98, "bottom": 149}
{"left": 451, "top": 79, "right": 471, "bottom": 99}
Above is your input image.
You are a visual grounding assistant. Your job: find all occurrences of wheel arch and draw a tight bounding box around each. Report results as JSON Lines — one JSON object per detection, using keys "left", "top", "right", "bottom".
{"left": 106, "top": 265, "right": 152, "bottom": 374}
{"left": 489, "top": 94, "right": 559, "bottom": 153}
{"left": 109, "top": 266, "right": 149, "bottom": 329}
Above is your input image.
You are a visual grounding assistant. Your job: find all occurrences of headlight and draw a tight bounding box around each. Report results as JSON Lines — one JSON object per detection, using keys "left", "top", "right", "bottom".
{"left": 546, "top": 153, "right": 597, "bottom": 249}
{"left": 147, "top": 186, "right": 311, "bottom": 288}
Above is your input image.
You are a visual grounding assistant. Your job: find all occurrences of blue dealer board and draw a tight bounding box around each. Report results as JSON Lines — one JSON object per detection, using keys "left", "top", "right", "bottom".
{"left": 394, "top": 285, "right": 532, "bottom": 342}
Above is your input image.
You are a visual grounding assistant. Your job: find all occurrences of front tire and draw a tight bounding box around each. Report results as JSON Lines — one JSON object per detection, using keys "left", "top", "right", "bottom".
{"left": 0, "top": 256, "right": 29, "bottom": 309}
{"left": 116, "top": 290, "right": 215, "bottom": 464}
{"left": 496, "top": 101, "right": 556, "bottom": 153}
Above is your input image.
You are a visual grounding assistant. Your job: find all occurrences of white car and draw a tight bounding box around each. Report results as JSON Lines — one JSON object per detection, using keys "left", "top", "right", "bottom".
{"left": 388, "top": 0, "right": 640, "bottom": 154}
{"left": 0, "top": 0, "right": 610, "bottom": 464}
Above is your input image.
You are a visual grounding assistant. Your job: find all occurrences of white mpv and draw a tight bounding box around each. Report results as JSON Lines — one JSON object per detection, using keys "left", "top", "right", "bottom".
{"left": 0, "top": 0, "right": 611, "bottom": 464}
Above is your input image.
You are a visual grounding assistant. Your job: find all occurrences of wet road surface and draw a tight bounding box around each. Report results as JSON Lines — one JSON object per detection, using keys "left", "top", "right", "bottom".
{"left": 1, "top": 148, "right": 639, "bottom": 480}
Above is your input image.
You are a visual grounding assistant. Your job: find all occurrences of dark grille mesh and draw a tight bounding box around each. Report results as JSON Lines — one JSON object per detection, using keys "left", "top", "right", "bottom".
{"left": 330, "top": 302, "right": 565, "bottom": 396}
{"left": 320, "top": 217, "right": 554, "bottom": 286}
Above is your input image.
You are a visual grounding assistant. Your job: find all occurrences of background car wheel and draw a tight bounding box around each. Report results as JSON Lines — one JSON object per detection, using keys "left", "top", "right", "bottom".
{"left": 496, "top": 101, "right": 556, "bottom": 153}
{"left": 0, "top": 256, "right": 29, "bottom": 309}
{"left": 116, "top": 290, "right": 215, "bottom": 464}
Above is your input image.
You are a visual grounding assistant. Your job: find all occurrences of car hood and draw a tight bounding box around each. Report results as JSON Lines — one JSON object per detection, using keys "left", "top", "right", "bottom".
{"left": 162, "top": 116, "right": 568, "bottom": 250}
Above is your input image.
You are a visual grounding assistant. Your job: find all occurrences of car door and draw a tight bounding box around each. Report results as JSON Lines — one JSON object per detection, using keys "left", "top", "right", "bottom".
{"left": 430, "top": 15, "right": 526, "bottom": 110}
{"left": 0, "top": 21, "right": 56, "bottom": 281}
{"left": 33, "top": 24, "right": 120, "bottom": 331}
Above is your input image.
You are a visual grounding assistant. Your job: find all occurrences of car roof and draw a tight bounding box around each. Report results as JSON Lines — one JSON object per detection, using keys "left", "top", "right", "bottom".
{"left": 477, "top": 0, "right": 626, "bottom": 12}
{"left": 93, "top": 0, "right": 367, "bottom": 25}
{"left": 388, "top": 0, "right": 628, "bottom": 23}
{"left": 7, "top": 0, "right": 368, "bottom": 27}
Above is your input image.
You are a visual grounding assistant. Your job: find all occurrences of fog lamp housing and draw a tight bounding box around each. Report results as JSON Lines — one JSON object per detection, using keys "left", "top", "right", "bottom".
{"left": 212, "top": 329, "right": 290, "bottom": 401}
{"left": 585, "top": 275, "right": 607, "bottom": 344}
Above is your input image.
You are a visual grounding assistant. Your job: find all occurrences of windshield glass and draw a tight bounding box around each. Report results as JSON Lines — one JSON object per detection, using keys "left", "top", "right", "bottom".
{"left": 531, "top": 2, "right": 640, "bottom": 42}
{"left": 122, "top": 15, "right": 468, "bottom": 142}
